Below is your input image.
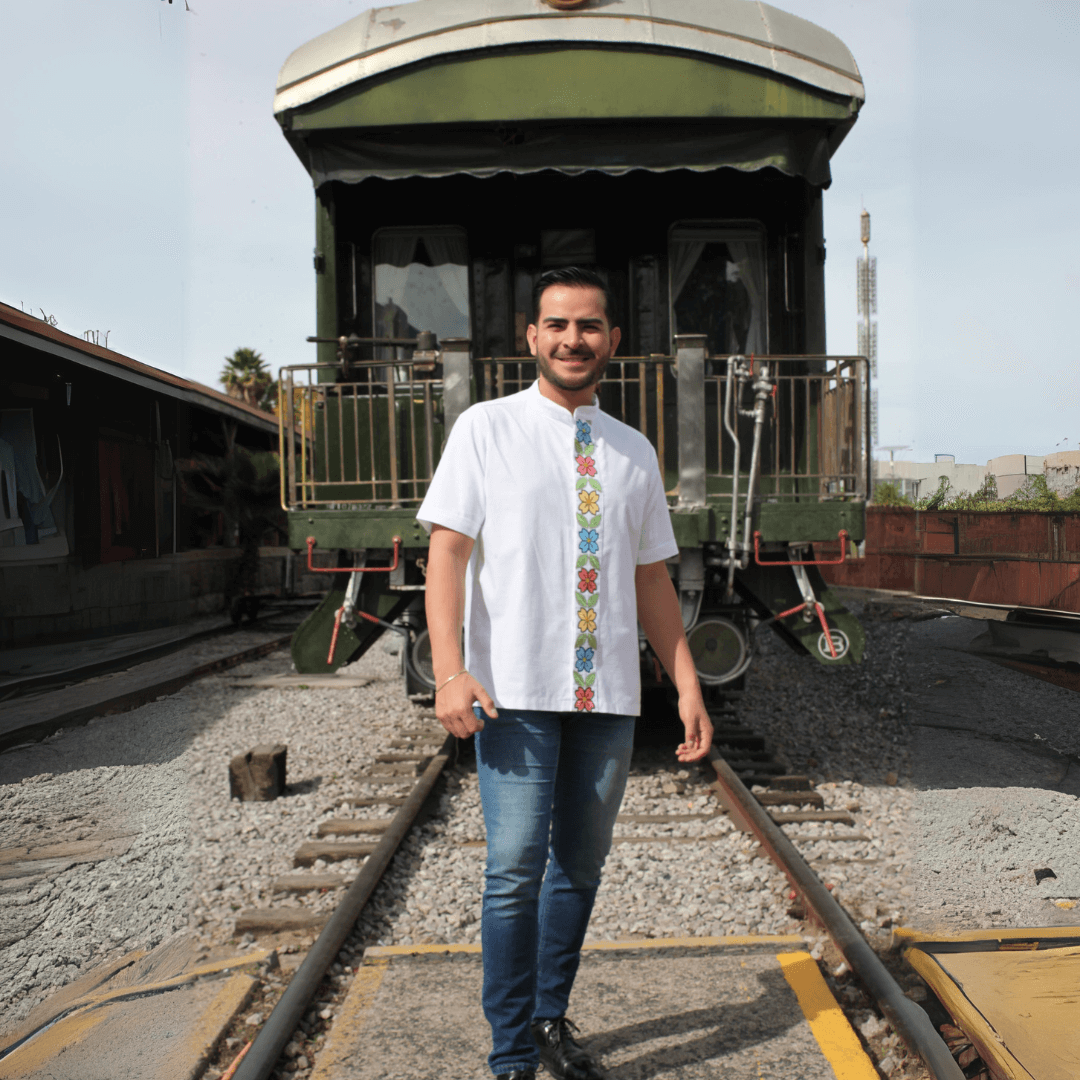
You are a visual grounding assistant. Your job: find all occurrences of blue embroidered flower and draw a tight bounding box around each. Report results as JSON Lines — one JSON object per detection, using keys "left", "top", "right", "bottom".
{"left": 575, "top": 646, "right": 595, "bottom": 673}
{"left": 576, "top": 419, "right": 592, "bottom": 444}
{"left": 578, "top": 528, "right": 599, "bottom": 553}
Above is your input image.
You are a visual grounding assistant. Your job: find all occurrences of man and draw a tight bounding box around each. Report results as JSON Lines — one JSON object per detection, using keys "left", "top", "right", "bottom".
{"left": 418, "top": 266, "right": 712, "bottom": 1080}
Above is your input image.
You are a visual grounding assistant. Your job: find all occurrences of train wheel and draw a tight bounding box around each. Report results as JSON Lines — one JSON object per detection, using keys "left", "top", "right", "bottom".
{"left": 687, "top": 618, "right": 749, "bottom": 685}
{"left": 403, "top": 625, "right": 437, "bottom": 694}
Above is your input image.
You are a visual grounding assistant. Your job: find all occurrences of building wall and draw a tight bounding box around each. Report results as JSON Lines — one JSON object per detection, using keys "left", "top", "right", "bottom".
{"left": 0, "top": 547, "right": 324, "bottom": 646}
{"left": 1043, "top": 451, "right": 1080, "bottom": 496}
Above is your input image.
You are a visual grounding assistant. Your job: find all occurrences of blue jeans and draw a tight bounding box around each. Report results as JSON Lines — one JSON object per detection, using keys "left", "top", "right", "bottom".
{"left": 474, "top": 709, "right": 635, "bottom": 1076}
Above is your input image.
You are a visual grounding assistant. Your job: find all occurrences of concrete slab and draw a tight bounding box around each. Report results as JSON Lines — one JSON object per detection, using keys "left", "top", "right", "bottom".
{"left": 0, "top": 943, "right": 274, "bottom": 1080}
{"left": 311, "top": 938, "right": 876, "bottom": 1080}
{"left": 0, "top": 971, "right": 255, "bottom": 1080}
{"left": 899, "top": 927, "right": 1080, "bottom": 1080}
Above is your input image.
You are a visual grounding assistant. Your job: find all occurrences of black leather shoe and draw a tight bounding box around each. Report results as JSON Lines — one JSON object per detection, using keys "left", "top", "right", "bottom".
{"left": 495, "top": 1072, "right": 536, "bottom": 1080}
{"left": 532, "top": 1017, "right": 605, "bottom": 1080}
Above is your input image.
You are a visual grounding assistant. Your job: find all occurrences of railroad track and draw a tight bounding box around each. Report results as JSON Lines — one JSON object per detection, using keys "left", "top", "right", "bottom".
{"left": 0, "top": 622, "right": 964, "bottom": 1080}
{"left": 188, "top": 706, "right": 965, "bottom": 1080}
{"left": 0, "top": 607, "right": 312, "bottom": 753}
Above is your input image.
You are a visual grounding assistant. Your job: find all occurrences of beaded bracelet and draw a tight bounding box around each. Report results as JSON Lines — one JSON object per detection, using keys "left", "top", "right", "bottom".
{"left": 434, "top": 668, "right": 468, "bottom": 694}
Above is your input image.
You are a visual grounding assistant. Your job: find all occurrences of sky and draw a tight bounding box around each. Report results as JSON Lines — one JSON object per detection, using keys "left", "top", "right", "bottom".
{"left": 2, "top": 0, "right": 1077, "bottom": 466}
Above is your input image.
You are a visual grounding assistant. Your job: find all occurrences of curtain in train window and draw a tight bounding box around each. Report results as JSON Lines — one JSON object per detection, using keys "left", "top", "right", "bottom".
{"left": 373, "top": 227, "right": 469, "bottom": 354}
{"left": 669, "top": 226, "right": 767, "bottom": 356}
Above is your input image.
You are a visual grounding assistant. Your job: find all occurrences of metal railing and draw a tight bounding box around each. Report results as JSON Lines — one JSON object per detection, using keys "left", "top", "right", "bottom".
{"left": 279, "top": 351, "right": 869, "bottom": 511}
{"left": 279, "top": 361, "right": 444, "bottom": 510}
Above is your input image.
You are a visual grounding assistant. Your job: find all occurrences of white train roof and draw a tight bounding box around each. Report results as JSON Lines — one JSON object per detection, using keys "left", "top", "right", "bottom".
{"left": 275, "top": 0, "right": 864, "bottom": 116}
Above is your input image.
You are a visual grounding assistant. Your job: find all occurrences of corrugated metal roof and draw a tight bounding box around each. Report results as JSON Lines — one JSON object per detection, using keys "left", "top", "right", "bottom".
{"left": 274, "top": 0, "right": 863, "bottom": 116}
{"left": 0, "top": 303, "right": 278, "bottom": 435}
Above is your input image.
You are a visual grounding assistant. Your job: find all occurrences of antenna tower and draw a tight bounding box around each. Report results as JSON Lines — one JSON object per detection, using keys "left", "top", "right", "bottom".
{"left": 857, "top": 210, "right": 878, "bottom": 447}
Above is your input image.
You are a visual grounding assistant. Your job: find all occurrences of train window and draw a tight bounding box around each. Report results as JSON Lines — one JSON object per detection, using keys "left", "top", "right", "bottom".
{"left": 669, "top": 224, "right": 767, "bottom": 356}
{"left": 372, "top": 227, "right": 470, "bottom": 351}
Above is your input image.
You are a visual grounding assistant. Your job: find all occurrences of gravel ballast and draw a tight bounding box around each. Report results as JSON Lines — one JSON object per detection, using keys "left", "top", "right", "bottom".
{"left": 2, "top": 603, "right": 1077, "bottom": 1080}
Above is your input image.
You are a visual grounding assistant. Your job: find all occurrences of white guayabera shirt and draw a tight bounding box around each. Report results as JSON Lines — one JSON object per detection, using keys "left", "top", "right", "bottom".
{"left": 417, "top": 380, "right": 677, "bottom": 716}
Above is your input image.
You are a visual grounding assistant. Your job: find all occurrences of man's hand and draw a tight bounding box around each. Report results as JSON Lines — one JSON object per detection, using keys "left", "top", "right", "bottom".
{"left": 426, "top": 524, "right": 496, "bottom": 740}
{"left": 635, "top": 560, "right": 715, "bottom": 764}
{"left": 435, "top": 672, "right": 498, "bottom": 740}
{"left": 676, "top": 694, "right": 713, "bottom": 763}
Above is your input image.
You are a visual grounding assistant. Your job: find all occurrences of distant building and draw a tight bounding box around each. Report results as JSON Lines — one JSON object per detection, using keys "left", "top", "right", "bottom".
{"left": 874, "top": 451, "right": 1079, "bottom": 501}
{"left": 1044, "top": 451, "right": 1080, "bottom": 495}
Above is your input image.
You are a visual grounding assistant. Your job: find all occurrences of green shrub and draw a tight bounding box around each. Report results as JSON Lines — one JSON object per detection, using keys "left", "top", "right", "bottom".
{"left": 870, "top": 480, "right": 913, "bottom": 507}
{"left": 872, "top": 469, "right": 1080, "bottom": 513}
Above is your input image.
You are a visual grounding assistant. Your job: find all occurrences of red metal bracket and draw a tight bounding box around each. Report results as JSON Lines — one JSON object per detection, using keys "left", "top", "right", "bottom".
{"left": 753, "top": 529, "right": 849, "bottom": 567}
{"left": 771, "top": 599, "right": 839, "bottom": 659}
{"left": 312, "top": 537, "right": 402, "bottom": 665}
{"left": 306, "top": 536, "right": 401, "bottom": 574}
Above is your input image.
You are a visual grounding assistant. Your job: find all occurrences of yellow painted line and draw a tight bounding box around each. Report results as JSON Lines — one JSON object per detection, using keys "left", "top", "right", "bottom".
{"left": 777, "top": 952, "right": 879, "bottom": 1080}
{"left": 364, "top": 934, "right": 805, "bottom": 960}
{"left": 892, "top": 924, "right": 1080, "bottom": 945}
{"left": 582, "top": 934, "right": 804, "bottom": 951}
{"left": 174, "top": 973, "right": 258, "bottom": 1080}
{"left": 58, "top": 948, "right": 276, "bottom": 1013}
{"left": 0, "top": 947, "right": 276, "bottom": 1069}
{"left": 365, "top": 942, "right": 482, "bottom": 958}
{"left": 309, "top": 960, "right": 389, "bottom": 1080}
{"left": 0, "top": 950, "right": 147, "bottom": 1057}
{"left": 0, "top": 1003, "right": 110, "bottom": 1079}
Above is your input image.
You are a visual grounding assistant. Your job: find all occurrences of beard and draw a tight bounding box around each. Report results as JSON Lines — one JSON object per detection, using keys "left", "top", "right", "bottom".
{"left": 534, "top": 347, "right": 610, "bottom": 392}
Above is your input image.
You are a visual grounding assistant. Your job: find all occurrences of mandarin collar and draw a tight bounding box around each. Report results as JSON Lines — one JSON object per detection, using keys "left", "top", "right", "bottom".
{"left": 526, "top": 380, "right": 600, "bottom": 427}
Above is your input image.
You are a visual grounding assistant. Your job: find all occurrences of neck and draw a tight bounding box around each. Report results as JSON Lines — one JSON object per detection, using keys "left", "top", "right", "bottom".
{"left": 537, "top": 374, "right": 595, "bottom": 413}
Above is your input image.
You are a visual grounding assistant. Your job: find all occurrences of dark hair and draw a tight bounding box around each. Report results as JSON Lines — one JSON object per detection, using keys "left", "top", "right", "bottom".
{"left": 532, "top": 266, "right": 618, "bottom": 327}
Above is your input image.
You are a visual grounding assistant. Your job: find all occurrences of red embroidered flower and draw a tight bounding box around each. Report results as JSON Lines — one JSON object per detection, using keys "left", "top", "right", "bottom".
{"left": 574, "top": 686, "right": 595, "bottom": 712}
{"left": 578, "top": 568, "right": 598, "bottom": 593}
{"left": 575, "top": 455, "right": 596, "bottom": 477}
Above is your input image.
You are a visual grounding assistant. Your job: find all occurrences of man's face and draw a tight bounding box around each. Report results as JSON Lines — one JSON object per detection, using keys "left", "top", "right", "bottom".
{"left": 527, "top": 284, "right": 621, "bottom": 394}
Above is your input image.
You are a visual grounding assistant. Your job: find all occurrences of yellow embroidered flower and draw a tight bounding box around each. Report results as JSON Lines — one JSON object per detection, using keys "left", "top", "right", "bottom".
{"left": 578, "top": 608, "right": 597, "bottom": 633}
{"left": 578, "top": 489, "right": 600, "bottom": 515}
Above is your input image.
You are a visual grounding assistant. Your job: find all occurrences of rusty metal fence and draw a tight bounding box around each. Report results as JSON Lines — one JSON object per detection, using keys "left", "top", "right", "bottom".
{"left": 279, "top": 354, "right": 869, "bottom": 510}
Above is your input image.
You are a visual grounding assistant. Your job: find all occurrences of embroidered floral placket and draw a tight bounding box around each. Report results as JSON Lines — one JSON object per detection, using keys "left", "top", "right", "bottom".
{"left": 574, "top": 418, "right": 601, "bottom": 712}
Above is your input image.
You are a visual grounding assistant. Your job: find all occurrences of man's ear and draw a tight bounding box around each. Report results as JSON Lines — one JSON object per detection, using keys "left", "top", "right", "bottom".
{"left": 608, "top": 326, "right": 621, "bottom": 356}
{"left": 526, "top": 322, "right": 538, "bottom": 356}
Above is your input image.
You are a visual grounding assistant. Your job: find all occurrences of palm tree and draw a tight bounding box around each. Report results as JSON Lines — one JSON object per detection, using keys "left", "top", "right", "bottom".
{"left": 220, "top": 348, "right": 274, "bottom": 411}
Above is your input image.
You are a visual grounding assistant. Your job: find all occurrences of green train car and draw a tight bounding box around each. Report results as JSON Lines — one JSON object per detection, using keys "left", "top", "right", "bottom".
{"left": 273, "top": 0, "right": 870, "bottom": 700}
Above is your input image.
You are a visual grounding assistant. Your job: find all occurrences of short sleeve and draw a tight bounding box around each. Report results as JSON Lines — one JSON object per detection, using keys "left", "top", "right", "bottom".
{"left": 415, "top": 408, "right": 486, "bottom": 538}
{"left": 636, "top": 447, "right": 679, "bottom": 564}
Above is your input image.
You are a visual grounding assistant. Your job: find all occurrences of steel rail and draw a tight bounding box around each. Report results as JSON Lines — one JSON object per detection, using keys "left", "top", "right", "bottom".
{"left": 707, "top": 747, "right": 964, "bottom": 1080}
{"left": 232, "top": 734, "right": 456, "bottom": 1080}
{"left": 0, "top": 605, "right": 312, "bottom": 702}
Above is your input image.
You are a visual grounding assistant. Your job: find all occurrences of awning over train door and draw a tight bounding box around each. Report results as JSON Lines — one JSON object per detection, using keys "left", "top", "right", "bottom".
{"left": 274, "top": 0, "right": 864, "bottom": 188}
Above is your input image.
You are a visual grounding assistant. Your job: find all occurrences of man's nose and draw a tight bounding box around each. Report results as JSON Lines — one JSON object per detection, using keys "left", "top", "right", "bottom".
{"left": 564, "top": 322, "right": 586, "bottom": 349}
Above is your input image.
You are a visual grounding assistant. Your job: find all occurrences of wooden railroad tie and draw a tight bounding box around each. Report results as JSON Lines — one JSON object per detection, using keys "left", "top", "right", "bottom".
{"left": 272, "top": 873, "right": 348, "bottom": 894}
{"left": 316, "top": 818, "right": 392, "bottom": 837}
{"left": 293, "top": 841, "right": 378, "bottom": 867}
{"left": 234, "top": 908, "right": 329, "bottom": 934}
{"left": 346, "top": 795, "right": 408, "bottom": 807}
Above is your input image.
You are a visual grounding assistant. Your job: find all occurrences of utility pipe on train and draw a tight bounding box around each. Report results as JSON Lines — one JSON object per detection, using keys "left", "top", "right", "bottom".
{"left": 707, "top": 748, "right": 965, "bottom": 1080}
{"left": 232, "top": 735, "right": 456, "bottom": 1080}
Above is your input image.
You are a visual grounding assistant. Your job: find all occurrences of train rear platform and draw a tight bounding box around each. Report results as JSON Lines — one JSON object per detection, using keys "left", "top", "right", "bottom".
{"left": 310, "top": 936, "right": 877, "bottom": 1080}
